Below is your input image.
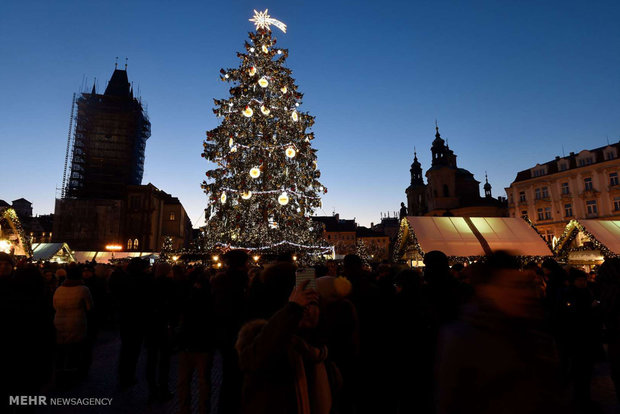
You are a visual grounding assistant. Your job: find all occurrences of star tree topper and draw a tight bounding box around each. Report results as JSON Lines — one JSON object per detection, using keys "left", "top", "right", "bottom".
{"left": 249, "top": 9, "right": 287, "bottom": 33}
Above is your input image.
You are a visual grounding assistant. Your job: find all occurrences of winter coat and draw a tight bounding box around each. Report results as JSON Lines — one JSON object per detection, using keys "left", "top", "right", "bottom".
{"left": 436, "top": 302, "right": 565, "bottom": 414}
{"left": 236, "top": 303, "right": 332, "bottom": 414}
{"left": 53, "top": 280, "right": 93, "bottom": 344}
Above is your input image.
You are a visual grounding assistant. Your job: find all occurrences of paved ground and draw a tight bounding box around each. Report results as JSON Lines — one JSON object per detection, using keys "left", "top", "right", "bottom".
{"left": 38, "top": 329, "right": 222, "bottom": 414}
{"left": 34, "top": 329, "right": 620, "bottom": 413}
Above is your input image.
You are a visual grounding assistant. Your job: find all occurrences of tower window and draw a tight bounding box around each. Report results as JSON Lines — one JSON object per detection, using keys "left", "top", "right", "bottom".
{"left": 169, "top": 212, "right": 176, "bottom": 221}
{"left": 134, "top": 239, "right": 139, "bottom": 250}
{"left": 127, "top": 239, "right": 133, "bottom": 250}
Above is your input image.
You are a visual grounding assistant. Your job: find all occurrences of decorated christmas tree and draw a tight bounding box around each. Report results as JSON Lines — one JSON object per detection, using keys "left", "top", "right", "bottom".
{"left": 201, "top": 10, "right": 330, "bottom": 256}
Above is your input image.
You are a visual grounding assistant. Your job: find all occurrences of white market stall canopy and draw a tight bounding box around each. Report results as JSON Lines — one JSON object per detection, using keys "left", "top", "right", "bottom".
{"left": 555, "top": 220, "right": 620, "bottom": 259}
{"left": 396, "top": 217, "right": 553, "bottom": 259}
{"left": 31, "top": 243, "right": 75, "bottom": 263}
{"left": 72, "top": 251, "right": 159, "bottom": 264}
{"left": 579, "top": 220, "right": 620, "bottom": 254}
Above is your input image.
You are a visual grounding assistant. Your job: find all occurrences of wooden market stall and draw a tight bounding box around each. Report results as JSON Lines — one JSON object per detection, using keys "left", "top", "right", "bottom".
{"left": 554, "top": 220, "right": 620, "bottom": 271}
{"left": 394, "top": 216, "right": 553, "bottom": 266}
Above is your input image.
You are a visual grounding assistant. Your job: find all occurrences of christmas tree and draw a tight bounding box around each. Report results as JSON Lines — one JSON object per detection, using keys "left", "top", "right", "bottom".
{"left": 201, "top": 10, "right": 329, "bottom": 256}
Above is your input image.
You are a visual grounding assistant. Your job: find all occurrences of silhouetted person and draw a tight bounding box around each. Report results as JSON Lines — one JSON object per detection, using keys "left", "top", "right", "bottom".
{"left": 112, "top": 258, "right": 149, "bottom": 389}
{"left": 145, "top": 262, "right": 175, "bottom": 402}
{"left": 211, "top": 250, "right": 250, "bottom": 414}
{"left": 1, "top": 262, "right": 55, "bottom": 409}
{"left": 399, "top": 202, "right": 408, "bottom": 220}
{"left": 53, "top": 266, "right": 93, "bottom": 383}
{"left": 177, "top": 268, "right": 215, "bottom": 414}
{"left": 436, "top": 254, "right": 565, "bottom": 414}
{"left": 555, "top": 268, "right": 601, "bottom": 410}
{"left": 597, "top": 258, "right": 620, "bottom": 403}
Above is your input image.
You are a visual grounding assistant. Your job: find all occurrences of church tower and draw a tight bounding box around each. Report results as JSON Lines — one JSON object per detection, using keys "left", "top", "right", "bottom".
{"left": 405, "top": 150, "right": 427, "bottom": 215}
{"left": 65, "top": 66, "right": 151, "bottom": 200}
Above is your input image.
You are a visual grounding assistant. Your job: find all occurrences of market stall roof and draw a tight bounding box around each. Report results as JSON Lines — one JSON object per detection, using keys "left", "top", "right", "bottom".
{"left": 397, "top": 217, "right": 552, "bottom": 259}
{"left": 31, "top": 243, "right": 75, "bottom": 262}
{"left": 71, "top": 251, "right": 159, "bottom": 263}
{"left": 555, "top": 220, "right": 620, "bottom": 258}
{"left": 579, "top": 220, "right": 620, "bottom": 255}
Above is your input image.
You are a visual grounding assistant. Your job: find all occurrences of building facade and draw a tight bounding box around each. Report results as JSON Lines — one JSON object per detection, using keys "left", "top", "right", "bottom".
{"left": 506, "top": 144, "right": 620, "bottom": 244}
{"left": 406, "top": 126, "right": 507, "bottom": 217}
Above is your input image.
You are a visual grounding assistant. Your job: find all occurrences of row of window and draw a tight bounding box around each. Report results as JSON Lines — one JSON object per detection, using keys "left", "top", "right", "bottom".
{"left": 524, "top": 198, "right": 619, "bottom": 221}
{"left": 532, "top": 151, "right": 617, "bottom": 177}
{"left": 518, "top": 173, "right": 619, "bottom": 202}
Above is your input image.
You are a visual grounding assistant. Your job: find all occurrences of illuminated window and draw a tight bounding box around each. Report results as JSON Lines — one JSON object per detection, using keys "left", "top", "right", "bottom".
{"left": 564, "top": 204, "right": 572, "bottom": 217}
{"left": 610, "top": 172, "right": 619, "bottom": 186}
{"left": 134, "top": 239, "right": 139, "bottom": 250}
{"left": 584, "top": 178, "right": 593, "bottom": 191}
{"left": 169, "top": 212, "right": 176, "bottom": 221}
{"left": 127, "top": 239, "right": 133, "bottom": 250}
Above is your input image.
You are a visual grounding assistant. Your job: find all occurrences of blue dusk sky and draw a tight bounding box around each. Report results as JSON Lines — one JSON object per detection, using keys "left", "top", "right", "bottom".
{"left": 1, "top": 0, "right": 619, "bottom": 227}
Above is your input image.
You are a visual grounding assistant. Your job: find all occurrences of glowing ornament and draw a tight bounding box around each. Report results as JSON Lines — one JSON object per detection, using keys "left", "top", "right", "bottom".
{"left": 258, "top": 77, "right": 269, "bottom": 88}
{"left": 241, "top": 191, "right": 252, "bottom": 200}
{"left": 220, "top": 193, "right": 227, "bottom": 204}
{"left": 260, "top": 105, "right": 271, "bottom": 115}
{"left": 278, "top": 192, "right": 289, "bottom": 205}
{"left": 285, "top": 147, "right": 296, "bottom": 158}
{"left": 250, "top": 167, "right": 261, "bottom": 178}
{"left": 291, "top": 111, "right": 298, "bottom": 122}
{"left": 277, "top": 50, "right": 283, "bottom": 54}
{"left": 248, "top": 66, "right": 257, "bottom": 76}
{"left": 224, "top": 74, "right": 229, "bottom": 79}
{"left": 281, "top": 86, "right": 288, "bottom": 94}
{"left": 229, "top": 138, "right": 234, "bottom": 147}
{"left": 243, "top": 106, "right": 253, "bottom": 117}
{"left": 230, "top": 146, "right": 237, "bottom": 153}
{"left": 262, "top": 45, "right": 269, "bottom": 53}
{"left": 250, "top": 47, "right": 255, "bottom": 52}
{"left": 249, "top": 9, "right": 287, "bottom": 33}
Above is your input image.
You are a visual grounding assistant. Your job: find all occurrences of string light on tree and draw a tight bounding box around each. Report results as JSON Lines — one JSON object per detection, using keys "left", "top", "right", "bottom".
{"left": 249, "top": 167, "right": 261, "bottom": 178}
{"left": 278, "top": 192, "right": 290, "bottom": 205}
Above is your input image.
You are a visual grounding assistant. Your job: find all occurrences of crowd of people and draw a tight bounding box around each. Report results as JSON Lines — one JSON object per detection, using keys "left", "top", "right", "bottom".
{"left": 1, "top": 249, "right": 620, "bottom": 413}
